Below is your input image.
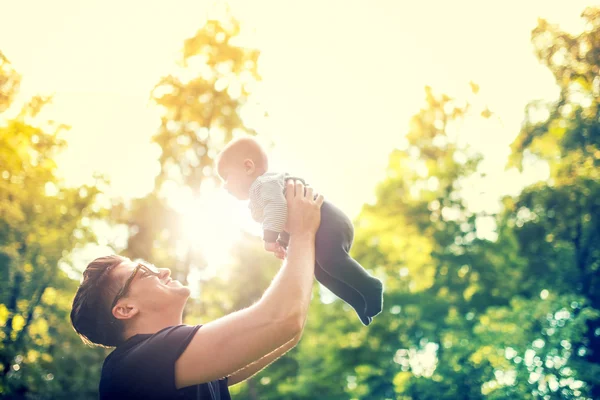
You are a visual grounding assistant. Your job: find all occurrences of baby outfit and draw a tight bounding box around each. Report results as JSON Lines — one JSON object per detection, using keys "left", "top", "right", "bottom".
{"left": 249, "top": 172, "right": 383, "bottom": 325}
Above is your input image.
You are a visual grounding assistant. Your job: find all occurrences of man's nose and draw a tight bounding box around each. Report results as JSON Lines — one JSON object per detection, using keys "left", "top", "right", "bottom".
{"left": 159, "top": 268, "right": 171, "bottom": 279}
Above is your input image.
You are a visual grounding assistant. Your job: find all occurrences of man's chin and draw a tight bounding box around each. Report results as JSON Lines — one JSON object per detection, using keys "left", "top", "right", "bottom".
{"left": 168, "top": 280, "right": 191, "bottom": 295}
{"left": 180, "top": 286, "right": 192, "bottom": 297}
{"left": 173, "top": 282, "right": 190, "bottom": 290}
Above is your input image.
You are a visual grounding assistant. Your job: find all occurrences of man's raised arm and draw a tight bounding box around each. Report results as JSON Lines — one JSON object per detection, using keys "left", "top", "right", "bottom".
{"left": 174, "top": 180, "right": 323, "bottom": 389}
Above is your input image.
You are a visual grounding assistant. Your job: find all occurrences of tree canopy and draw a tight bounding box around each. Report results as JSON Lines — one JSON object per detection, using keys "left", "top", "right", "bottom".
{"left": 1, "top": 5, "right": 599, "bottom": 400}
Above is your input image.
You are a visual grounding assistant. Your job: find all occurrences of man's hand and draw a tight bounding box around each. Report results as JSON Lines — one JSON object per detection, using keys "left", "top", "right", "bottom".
{"left": 285, "top": 179, "right": 324, "bottom": 238}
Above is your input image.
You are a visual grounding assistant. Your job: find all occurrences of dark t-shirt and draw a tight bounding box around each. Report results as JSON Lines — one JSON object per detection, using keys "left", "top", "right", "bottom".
{"left": 99, "top": 324, "right": 231, "bottom": 399}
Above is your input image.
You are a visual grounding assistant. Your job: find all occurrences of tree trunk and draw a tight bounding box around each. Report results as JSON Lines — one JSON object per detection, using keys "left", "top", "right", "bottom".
{"left": 1, "top": 271, "right": 23, "bottom": 377}
{"left": 14, "top": 283, "right": 48, "bottom": 348}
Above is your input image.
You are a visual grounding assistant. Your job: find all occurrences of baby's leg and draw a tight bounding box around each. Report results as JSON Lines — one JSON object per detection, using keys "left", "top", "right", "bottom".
{"left": 316, "top": 202, "right": 383, "bottom": 319}
{"left": 316, "top": 249, "right": 383, "bottom": 319}
{"left": 315, "top": 261, "right": 372, "bottom": 326}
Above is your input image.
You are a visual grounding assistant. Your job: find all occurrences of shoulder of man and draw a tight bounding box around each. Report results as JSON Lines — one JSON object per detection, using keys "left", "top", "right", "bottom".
{"left": 100, "top": 324, "right": 202, "bottom": 397}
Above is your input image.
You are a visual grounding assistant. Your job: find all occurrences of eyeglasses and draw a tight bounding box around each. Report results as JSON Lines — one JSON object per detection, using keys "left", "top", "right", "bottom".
{"left": 111, "top": 262, "right": 160, "bottom": 313}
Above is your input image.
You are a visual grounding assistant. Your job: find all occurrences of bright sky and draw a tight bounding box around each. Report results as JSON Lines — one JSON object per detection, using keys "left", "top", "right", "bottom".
{"left": 0, "top": 0, "right": 593, "bottom": 278}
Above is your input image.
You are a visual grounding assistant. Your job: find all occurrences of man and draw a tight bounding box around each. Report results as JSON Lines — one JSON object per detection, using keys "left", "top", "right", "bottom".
{"left": 70, "top": 180, "right": 324, "bottom": 399}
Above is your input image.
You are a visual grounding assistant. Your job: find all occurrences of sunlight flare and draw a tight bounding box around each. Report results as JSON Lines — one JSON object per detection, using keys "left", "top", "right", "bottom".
{"left": 164, "top": 180, "right": 255, "bottom": 273}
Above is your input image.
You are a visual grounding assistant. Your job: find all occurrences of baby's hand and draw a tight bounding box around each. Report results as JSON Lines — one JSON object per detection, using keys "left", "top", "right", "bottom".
{"left": 264, "top": 242, "right": 278, "bottom": 252}
{"left": 264, "top": 242, "right": 286, "bottom": 260}
{"left": 273, "top": 245, "right": 286, "bottom": 260}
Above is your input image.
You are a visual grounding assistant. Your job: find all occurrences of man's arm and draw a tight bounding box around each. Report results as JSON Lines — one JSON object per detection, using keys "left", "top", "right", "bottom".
{"left": 175, "top": 180, "right": 323, "bottom": 389}
{"left": 258, "top": 182, "right": 320, "bottom": 324}
{"left": 227, "top": 333, "right": 301, "bottom": 386}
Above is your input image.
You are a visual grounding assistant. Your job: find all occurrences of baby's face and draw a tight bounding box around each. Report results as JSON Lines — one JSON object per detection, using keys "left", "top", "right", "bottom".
{"left": 218, "top": 162, "right": 255, "bottom": 200}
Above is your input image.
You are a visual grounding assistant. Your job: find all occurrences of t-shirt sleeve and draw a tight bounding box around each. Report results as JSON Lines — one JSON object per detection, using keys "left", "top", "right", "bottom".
{"left": 258, "top": 180, "right": 287, "bottom": 236}
{"left": 113, "top": 324, "right": 207, "bottom": 398}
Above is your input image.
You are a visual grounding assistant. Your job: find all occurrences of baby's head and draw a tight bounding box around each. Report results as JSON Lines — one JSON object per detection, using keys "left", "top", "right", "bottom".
{"left": 216, "top": 136, "right": 269, "bottom": 200}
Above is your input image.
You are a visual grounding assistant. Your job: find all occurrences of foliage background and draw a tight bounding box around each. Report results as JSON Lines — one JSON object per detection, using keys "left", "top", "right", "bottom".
{"left": 1, "top": 3, "right": 599, "bottom": 400}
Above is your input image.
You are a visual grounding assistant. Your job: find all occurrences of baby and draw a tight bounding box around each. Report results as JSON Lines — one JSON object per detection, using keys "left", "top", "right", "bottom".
{"left": 216, "top": 137, "right": 383, "bottom": 325}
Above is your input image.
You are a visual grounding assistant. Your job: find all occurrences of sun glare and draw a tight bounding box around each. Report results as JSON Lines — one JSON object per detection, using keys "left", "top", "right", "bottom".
{"left": 164, "top": 179, "right": 256, "bottom": 273}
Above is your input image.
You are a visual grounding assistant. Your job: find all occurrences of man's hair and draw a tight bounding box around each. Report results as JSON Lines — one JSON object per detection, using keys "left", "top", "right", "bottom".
{"left": 70, "top": 255, "right": 127, "bottom": 348}
{"left": 216, "top": 136, "right": 269, "bottom": 176}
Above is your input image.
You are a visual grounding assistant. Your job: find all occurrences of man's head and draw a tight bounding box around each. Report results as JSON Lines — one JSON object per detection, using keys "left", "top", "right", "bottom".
{"left": 216, "top": 136, "right": 268, "bottom": 200}
{"left": 70, "top": 255, "right": 190, "bottom": 348}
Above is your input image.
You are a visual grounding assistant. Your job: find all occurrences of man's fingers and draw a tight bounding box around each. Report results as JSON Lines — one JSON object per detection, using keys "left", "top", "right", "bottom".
{"left": 305, "top": 186, "right": 314, "bottom": 201}
{"left": 295, "top": 180, "right": 304, "bottom": 198}
{"left": 315, "top": 193, "right": 324, "bottom": 207}
{"left": 285, "top": 179, "right": 295, "bottom": 202}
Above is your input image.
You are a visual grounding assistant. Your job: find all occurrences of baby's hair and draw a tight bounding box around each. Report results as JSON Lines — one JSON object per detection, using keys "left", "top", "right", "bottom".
{"left": 217, "top": 136, "right": 269, "bottom": 175}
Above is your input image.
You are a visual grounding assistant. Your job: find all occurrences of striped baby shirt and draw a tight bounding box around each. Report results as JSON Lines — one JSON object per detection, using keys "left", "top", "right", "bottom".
{"left": 248, "top": 172, "right": 306, "bottom": 243}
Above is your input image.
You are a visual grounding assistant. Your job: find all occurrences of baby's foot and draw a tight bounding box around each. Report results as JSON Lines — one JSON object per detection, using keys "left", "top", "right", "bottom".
{"left": 364, "top": 278, "right": 383, "bottom": 318}
{"left": 342, "top": 290, "right": 370, "bottom": 326}
{"left": 358, "top": 313, "right": 372, "bottom": 326}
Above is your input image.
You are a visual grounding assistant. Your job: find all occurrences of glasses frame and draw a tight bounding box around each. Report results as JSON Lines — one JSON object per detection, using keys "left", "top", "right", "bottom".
{"left": 110, "top": 262, "right": 160, "bottom": 313}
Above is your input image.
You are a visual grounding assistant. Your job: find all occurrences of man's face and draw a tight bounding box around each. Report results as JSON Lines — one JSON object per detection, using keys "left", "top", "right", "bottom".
{"left": 110, "top": 260, "right": 191, "bottom": 318}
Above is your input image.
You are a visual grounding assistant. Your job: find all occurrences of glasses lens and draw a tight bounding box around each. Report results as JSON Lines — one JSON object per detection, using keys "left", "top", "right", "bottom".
{"left": 140, "top": 262, "right": 160, "bottom": 274}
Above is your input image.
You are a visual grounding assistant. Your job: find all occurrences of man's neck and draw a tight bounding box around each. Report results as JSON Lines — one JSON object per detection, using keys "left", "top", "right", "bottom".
{"left": 123, "top": 315, "right": 184, "bottom": 341}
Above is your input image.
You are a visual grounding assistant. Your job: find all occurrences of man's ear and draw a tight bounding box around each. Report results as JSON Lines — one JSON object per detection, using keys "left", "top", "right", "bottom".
{"left": 244, "top": 159, "right": 256, "bottom": 174}
{"left": 112, "top": 303, "right": 139, "bottom": 321}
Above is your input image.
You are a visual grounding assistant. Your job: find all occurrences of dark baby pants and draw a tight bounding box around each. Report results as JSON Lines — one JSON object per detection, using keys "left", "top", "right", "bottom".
{"left": 281, "top": 200, "right": 383, "bottom": 325}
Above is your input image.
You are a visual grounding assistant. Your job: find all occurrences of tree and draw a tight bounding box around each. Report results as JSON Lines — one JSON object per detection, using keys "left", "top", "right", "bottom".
{"left": 492, "top": 6, "right": 600, "bottom": 398}
{"left": 0, "top": 51, "right": 20, "bottom": 113}
{"left": 117, "top": 9, "right": 262, "bottom": 322}
{"left": 0, "top": 52, "right": 107, "bottom": 398}
{"left": 346, "top": 85, "right": 515, "bottom": 399}
{"left": 252, "top": 85, "right": 505, "bottom": 399}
